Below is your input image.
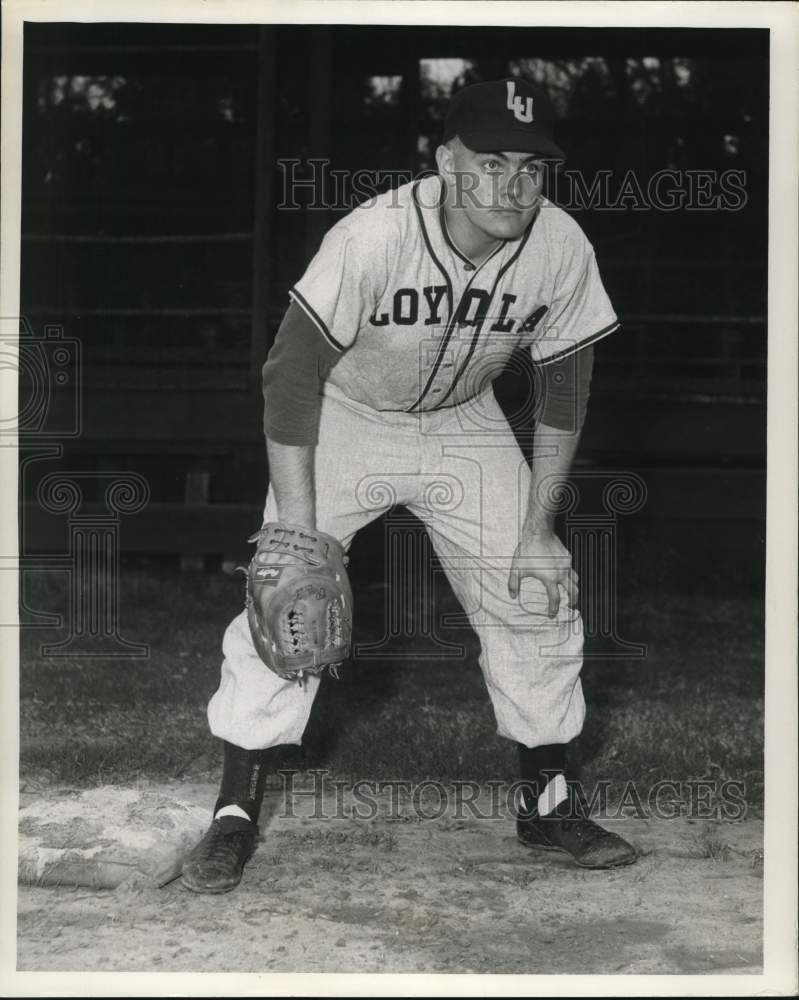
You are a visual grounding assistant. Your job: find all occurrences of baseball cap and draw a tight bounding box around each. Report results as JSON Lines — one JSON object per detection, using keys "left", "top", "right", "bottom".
{"left": 442, "top": 78, "right": 565, "bottom": 160}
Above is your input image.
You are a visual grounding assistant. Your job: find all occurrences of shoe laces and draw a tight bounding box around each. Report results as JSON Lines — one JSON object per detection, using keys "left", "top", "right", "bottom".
{"left": 203, "top": 822, "right": 253, "bottom": 864}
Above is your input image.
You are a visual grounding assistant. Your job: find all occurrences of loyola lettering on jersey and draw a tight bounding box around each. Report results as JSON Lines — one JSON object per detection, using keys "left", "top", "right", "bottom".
{"left": 368, "top": 286, "right": 547, "bottom": 336}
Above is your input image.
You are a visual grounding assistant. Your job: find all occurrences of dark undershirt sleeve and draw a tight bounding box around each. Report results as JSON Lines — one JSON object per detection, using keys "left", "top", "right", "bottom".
{"left": 538, "top": 344, "right": 594, "bottom": 432}
{"left": 262, "top": 301, "right": 342, "bottom": 446}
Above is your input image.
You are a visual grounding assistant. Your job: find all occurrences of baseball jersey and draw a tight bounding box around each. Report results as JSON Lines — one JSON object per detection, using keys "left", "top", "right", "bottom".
{"left": 290, "top": 174, "right": 618, "bottom": 412}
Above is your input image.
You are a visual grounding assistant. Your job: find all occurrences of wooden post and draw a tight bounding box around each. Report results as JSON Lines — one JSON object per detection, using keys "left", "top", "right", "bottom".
{"left": 304, "top": 26, "right": 333, "bottom": 260}
{"left": 250, "top": 26, "right": 277, "bottom": 387}
{"left": 180, "top": 470, "right": 211, "bottom": 572}
{"left": 403, "top": 53, "right": 420, "bottom": 173}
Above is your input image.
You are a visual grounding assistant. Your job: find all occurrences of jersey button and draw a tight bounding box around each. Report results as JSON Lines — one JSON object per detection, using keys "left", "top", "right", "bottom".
{"left": 464, "top": 263, "right": 475, "bottom": 271}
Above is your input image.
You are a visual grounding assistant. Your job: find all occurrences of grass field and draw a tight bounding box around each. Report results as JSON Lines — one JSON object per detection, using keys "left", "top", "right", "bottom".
{"left": 19, "top": 517, "right": 765, "bottom": 810}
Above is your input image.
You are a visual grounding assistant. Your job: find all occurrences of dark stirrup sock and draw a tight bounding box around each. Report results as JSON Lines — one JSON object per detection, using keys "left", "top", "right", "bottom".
{"left": 213, "top": 741, "right": 271, "bottom": 824}
{"left": 516, "top": 742, "right": 568, "bottom": 819}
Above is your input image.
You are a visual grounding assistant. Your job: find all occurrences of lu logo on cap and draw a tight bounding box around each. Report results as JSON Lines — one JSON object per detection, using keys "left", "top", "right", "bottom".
{"left": 442, "top": 78, "right": 565, "bottom": 160}
{"left": 506, "top": 81, "right": 534, "bottom": 123}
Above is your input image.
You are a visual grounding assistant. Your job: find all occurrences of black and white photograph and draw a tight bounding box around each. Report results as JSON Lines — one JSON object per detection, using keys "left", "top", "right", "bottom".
{"left": 1, "top": 0, "right": 796, "bottom": 993}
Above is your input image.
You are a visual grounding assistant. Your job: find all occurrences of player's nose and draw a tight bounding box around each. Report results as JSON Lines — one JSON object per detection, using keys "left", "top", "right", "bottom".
{"left": 495, "top": 172, "right": 515, "bottom": 206}
{"left": 506, "top": 171, "right": 539, "bottom": 209}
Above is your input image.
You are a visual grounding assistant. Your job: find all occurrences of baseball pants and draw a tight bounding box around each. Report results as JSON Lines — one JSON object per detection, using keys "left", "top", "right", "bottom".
{"left": 207, "top": 382, "right": 586, "bottom": 750}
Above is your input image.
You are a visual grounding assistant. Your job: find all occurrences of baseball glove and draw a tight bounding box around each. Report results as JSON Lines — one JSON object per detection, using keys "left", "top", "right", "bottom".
{"left": 244, "top": 522, "right": 353, "bottom": 684}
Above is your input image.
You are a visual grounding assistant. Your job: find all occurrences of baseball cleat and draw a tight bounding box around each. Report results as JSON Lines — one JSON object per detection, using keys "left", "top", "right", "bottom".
{"left": 517, "top": 814, "right": 638, "bottom": 869}
{"left": 181, "top": 817, "right": 258, "bottom": 893}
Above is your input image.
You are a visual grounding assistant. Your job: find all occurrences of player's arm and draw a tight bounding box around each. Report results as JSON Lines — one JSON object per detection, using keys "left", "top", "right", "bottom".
{"left": 262, "top": 302, "right": 342, "bottom": 529}
{"left": 508, "top": 345, "right": 594, "bottom": 615}
{"left": 265, "top": 442, "right": 316, "bottom": 528}
{"left": 527, "top": 343, "right": 594, "bottom": 534}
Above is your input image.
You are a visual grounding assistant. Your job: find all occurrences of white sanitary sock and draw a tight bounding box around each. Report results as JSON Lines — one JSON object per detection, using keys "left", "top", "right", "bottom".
{"left": 215, "top": 804, "right": 251, "bottom": 822}
{"left": 537, "top": 773, "right": 569, "bottom": 816}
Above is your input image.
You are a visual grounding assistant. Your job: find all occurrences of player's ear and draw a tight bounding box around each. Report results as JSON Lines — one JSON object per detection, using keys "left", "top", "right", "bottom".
{"left": 436, "top": 143, "right": 455, "bottom": 180}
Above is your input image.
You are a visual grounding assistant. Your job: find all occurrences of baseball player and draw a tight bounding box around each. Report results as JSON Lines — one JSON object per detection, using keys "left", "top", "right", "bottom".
{"left": 182, "top": 78, "right": 637, "bottom": 893}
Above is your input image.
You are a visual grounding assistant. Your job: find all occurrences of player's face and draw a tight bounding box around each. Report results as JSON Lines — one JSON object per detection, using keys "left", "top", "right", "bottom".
{"left": 440, "top": 141, "right": 545, "bottom": 242}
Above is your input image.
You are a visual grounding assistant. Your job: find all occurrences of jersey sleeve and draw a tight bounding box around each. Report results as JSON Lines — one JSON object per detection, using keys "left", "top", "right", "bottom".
{"left": 539, "top": 343, "right": 594, "bottom": 432}
{"left": 262, "top": 301, "right": 342, "bottom": 446}
{"left": 530, "top": 238, "right": 619, "bottom": 366}
{"left": 289, "top": 222, "right": 378, "bottom": 352}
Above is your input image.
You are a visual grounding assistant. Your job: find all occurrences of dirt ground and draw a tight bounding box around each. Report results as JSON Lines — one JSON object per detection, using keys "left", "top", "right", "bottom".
{"left": 16, "top": 781, "right": 763, "bottom": 975}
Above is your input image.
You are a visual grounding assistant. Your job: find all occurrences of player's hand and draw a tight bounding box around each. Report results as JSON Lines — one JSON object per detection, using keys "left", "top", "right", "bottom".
{"left": 507, "top": 531, "right": 578, "bottom": 617}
